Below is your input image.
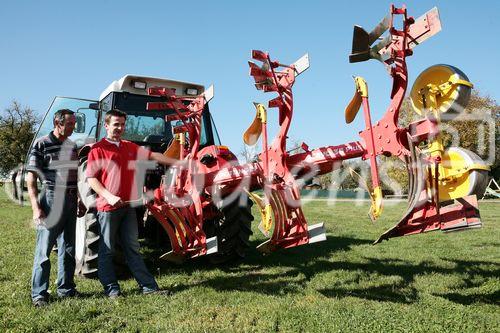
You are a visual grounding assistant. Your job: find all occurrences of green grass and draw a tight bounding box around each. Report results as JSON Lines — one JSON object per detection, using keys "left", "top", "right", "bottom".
{"left": 0, "top": 189, "right": 498, "bottom": 333}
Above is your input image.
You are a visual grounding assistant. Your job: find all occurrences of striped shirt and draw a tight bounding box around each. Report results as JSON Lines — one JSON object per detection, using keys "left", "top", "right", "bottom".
{"left": 27, "top": 131, "right": 78, "bottom": 190}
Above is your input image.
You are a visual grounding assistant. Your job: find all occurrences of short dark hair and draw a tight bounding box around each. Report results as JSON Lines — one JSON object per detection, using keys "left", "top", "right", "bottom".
{"left": 105, "top": 109, "right": 127, "bottom": 124}
{"left": 53, "top": 109, "right": 75, "bottom": 126}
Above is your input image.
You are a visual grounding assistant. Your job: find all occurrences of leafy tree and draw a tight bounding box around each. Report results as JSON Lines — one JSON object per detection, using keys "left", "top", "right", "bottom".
{"left": 123, "top": 116, "right": 165, "bottom": 142}
{"left": 325, "top": 161, "right": 370, "bottom": 191}
{"left": 379, "top": 155, "right": 408, "bottom": 194}
{"left": 239, "top": 144, "right": 257, "bottom": 163}
{"left": 316, "top": 173, "right": 332, "bottom": 189}
{"left": 440, "top": 91, "right": 499, "bottom": 167}
{"left": 0, "top": 101, "right": 40, "bottom": 176}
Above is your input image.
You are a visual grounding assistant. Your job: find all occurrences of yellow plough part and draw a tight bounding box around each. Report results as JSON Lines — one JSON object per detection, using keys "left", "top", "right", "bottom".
{"left": 245, "top": 190, "right": 273, "bottom": 236}
{"left": 345, "top": 76, "right": 368, "bottom": 124}
{"left": 370, "top": 186, "right": 383, "bottom": 220}
{"left": 437, "top": 148, "right": 490, "bottom": 202}
{"left": 348, "top": 167, "right": 383, "bottom": 221}
{"left": 164, "top": 134, "right": 182, "bottom": 160}
{"left": 243, "top": 103, "right": 267, "bottom": 145}
{"left": 345, "top": 77, "right": 383, "bottom": 220}
{"left": 410, "top": 64, "right": 473, "bottom": 118}
{"left": 409, "top": 65, "right": 488, "bottom": 202}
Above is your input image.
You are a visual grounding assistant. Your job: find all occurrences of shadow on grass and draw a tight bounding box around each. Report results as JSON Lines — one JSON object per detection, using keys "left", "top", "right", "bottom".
{"left": 316, "top": 257, "right": 499, "bottom": 304}
{"left": 431, "top": 259, "right": 500, "bottom": 306}
{"left": 144, "top": 235, "right": 372, "bottom": 295}
{"left": 0, "top": 274, "right": 11, "bottom": 283}
{"left": 143, "top": 237, "right": 499, "bottom": 305}
{"left": 320, "top": 280, "right": 418, "bottom": 304}
{"left": 43, "top": 291, "right": 97, "bottom": 305}
{"left": 147, "top": 235, "right": 372, "bottom": 274}
{"left": 435, "top": 290, "right": 500, "bottom": 305}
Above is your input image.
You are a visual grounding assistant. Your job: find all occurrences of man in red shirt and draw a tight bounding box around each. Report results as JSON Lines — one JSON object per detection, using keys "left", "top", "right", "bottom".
{"left": 86, "top": 109, "right": 171, "bottom": 298}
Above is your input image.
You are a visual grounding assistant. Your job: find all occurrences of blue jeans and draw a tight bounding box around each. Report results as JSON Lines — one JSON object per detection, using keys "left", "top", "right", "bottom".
{"left": 31, "top": 189, "right": 77, "bottom": 301}
{"left": 97, "top": 207, "right": 158, "bottom": 296}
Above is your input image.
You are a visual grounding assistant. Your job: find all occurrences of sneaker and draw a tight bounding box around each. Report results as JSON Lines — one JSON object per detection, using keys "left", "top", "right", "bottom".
{"left": 108, "top": 292, "right": 121, "bottom": 299}
{"left": 58, "top": 290, "right": 80, "bottom": 299}
{"left": 143, "top": 289, "right": 172, "bottom": 296}
{"left": 32, "top": 298, "right": 48, "bottom": 307}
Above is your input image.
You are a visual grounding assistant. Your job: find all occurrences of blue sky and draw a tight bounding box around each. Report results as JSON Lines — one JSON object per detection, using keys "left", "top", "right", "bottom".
{"left": 1, "top": 1, "right": 499, "bottom": 156}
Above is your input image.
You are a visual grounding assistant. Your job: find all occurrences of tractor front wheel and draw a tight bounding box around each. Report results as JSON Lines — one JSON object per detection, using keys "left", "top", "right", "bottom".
{"left": 204, "top": 196, "right": 254, "bottom": 264}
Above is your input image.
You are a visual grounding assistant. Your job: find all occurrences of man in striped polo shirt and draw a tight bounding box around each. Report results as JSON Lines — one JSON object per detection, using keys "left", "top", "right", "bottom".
{"left": 27, "top": 108, "right": 79, "bottom": 307}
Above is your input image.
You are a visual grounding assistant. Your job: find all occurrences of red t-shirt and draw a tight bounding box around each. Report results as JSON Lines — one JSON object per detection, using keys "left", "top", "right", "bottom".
{"left": 86, "top": 139, "right": 152, "bottom": 211}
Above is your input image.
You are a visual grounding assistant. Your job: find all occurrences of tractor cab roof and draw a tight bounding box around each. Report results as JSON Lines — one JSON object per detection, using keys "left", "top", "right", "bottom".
{"left": 99, "top": 74, "right": 205, "bottom": 101}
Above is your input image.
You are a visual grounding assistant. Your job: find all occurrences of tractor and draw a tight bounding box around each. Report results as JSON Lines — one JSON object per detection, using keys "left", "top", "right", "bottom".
{"left": 18, "top": 5, "right": 489, "bottom": 278}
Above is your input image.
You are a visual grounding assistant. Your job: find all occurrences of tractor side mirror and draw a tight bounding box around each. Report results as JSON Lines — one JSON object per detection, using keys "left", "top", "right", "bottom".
{"left": 74, "top": 112, "right": 86, "bottom": 133}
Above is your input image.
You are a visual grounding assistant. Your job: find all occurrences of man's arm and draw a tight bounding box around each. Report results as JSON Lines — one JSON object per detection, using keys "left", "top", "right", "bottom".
{"left": 26, "top": 171, "right": 44, "bottom": 221}
{"left": 150, "top": 152, "right": 173, "bottom": 166}
{"left": 87, "top": 177, "right": 122, "bottom": 207}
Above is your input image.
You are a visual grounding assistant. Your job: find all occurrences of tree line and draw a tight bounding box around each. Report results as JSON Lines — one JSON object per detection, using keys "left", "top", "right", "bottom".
{"left": 0, "top": 101, "right": 40, "bottom": 178}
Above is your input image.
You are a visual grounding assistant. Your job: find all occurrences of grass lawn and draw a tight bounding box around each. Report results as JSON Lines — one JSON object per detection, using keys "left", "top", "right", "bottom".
{"left": 0, "top": 189, "right": 498, "bottom": 332}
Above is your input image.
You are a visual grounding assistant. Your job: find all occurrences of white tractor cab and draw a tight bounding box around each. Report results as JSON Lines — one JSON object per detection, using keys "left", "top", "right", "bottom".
{"left": 32, "top": 74, "right": 220, "bottom": 151}
{"left": 17, "top": 75, "right": 221, "bottom": 195}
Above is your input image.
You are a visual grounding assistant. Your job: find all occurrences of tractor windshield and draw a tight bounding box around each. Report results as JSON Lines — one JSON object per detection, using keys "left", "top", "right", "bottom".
{"left": 120, "top": 113, "right": 169, "bottom": 142}
{"left": 32, "top": 96, "right": 99, "bottom": 148}
{"left": 97, "top": 92, "right": 221, "bottom": 150}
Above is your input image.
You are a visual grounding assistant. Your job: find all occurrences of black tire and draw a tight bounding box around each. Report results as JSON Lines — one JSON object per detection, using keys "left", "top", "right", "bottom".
{"left": 439, "top": 65, "right": 472, "bottom": 121}
{"left": 75, "top": 209, "right": 99, "bottom": 277}
{"left": 204, "top": 196, "right": 254, "bottom": 264}
{"left": 75, "top": 159, "right": 100, "bottom": 277}
{"left": 471, "top": 170, "right": 490, "bottom": 199}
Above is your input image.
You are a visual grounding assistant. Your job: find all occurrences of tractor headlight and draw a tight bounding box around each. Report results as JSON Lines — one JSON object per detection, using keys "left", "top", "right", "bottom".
{"left": 132, "top": 80, "right": 147, "bottom": 90}
{"left": 185, "top": 88, "right": 198, "bottom": 96}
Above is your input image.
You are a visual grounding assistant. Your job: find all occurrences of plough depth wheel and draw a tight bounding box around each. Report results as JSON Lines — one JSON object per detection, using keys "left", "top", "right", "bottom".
{"left": 410, "top": 64, "right": 473, "bottom": 120}
{"left": 438, "top": 147, "right": 490, "bottom": 202}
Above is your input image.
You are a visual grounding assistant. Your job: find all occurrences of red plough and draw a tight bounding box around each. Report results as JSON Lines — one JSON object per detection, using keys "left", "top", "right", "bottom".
{"left": 144, "top": 5, "right": 487, "bottom": 262}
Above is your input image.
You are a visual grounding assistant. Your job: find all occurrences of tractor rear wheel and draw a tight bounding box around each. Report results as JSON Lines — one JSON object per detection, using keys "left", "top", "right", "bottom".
{"left": 75, "top": 159, "right": 100, "bottom": 277}
{"left": 205, "top": 196, "right": 254, "bottom": 264}
{"left": 75, "top": 209, "right": 99, "bottom": 277}
{"left": 75, "top": 209, "right": 129, "bottom": 278}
